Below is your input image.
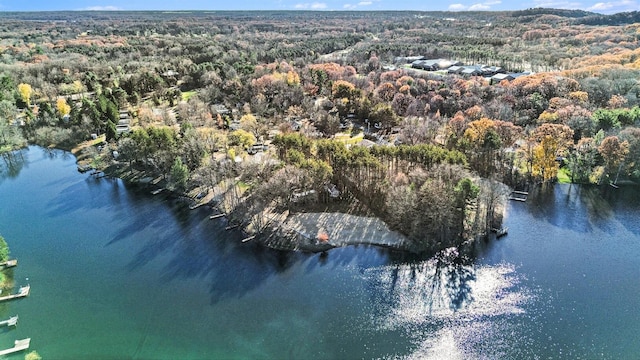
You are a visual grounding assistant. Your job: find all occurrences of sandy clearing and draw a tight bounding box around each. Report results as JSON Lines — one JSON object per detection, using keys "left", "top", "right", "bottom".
{"left": 284, "top": 212, "right": 409, "bottom": 250}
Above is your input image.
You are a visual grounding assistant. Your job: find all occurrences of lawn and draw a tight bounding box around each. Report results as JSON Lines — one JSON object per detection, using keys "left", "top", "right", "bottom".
{"left": 333, "top": 132, "right": 364, "bottom": 145}
{"left": 557, "top": 167, "right": 572, "bottom": 184}
{"left": 181, "top": 91, "right": 197, "bottom": 101}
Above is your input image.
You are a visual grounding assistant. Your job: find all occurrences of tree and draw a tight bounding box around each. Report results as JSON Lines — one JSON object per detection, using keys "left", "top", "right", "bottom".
{"left": 369, "top": 103, "right": 398, "bottom": 130}
{"left": 399, "top": 116, "right": 439, "bottom": 145}
{"left": 464, "top": 118, "right": 503, "bottom": 177}
{"left": 116, "top": 137, "right": 138, "bottom": 167}
{"left": 619, "top": 127, "right": 640, "bottom": 179}
{"left": 181, "top": 127, "right": 206, "bottom": 171}
{"left": 105, "top": 120, "right": 117, "bottom": 142}
{"left": 0, "top": 235, "right": 9, "bottom": 263}
{"left": 56, "top": 98, "right": 71, "bottom": 118}
{"left": 228, "top": 129, "right": 256, "bottom": 149}
{"left": 17, "top": 83, "right": 32, "bottom": 108}
{"left": 598, "top": 136, "right": 629, "bottom": 181}
{"left": 530, "top": 124, "right": 574, "bottom": 182}
{"left": 566, "top": 137, "right": 598, "bottom": 183}
{"left": 532, "top": 137, "right": 560, "bottom": 182}
{"left": 169, "top": 157, "right": 189, "bottom": 192}
{"left": 239, "top": 113, "right": 265, "bottom": 139}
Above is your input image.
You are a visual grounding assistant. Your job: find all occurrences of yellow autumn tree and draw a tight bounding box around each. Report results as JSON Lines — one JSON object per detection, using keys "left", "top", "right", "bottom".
{"left": 286, "top": 71, "right": 300, "bottom": 86}
{"left": 532, "top": 137, "right": 560, "bottom": 182}
{"left": 463, "top": 117, "right": 495, "bottom": 145}
{"left": 56, "top": 98, "right": 71, "bottom": 118}
{"left": 538, "top": 110, "right": 559, "bottom": 124}
{"left": 530, "top": 123, "right": 573, "bottom": 182}
{"left": 568, "top": 91, "right": 589, "bottom": 103}
{"left": 17, "top": 83, "right": 33, "bottom": 107}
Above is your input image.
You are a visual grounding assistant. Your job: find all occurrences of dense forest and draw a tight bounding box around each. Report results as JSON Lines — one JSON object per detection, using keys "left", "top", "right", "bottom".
{"left": 1, "top": 9, "right": 639, "bottom": 253}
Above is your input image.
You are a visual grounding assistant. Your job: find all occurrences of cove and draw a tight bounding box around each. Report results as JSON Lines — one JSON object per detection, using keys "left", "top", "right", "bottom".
{"left": 0, "top": 146, "right": 639, "bottom": 359}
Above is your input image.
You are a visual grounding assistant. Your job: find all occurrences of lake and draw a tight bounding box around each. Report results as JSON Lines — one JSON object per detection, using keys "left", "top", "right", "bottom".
{"left": 0, "top": 146, "right": 639, "bottom": 359}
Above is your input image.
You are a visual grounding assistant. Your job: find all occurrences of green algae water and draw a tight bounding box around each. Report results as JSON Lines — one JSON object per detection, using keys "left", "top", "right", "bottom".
{"left": 0, "top": 146, "right": 639, "bottom": 359}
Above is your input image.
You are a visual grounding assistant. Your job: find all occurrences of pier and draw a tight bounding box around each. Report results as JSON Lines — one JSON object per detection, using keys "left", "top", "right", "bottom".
{"left": 509, "top": 190, "right": 528, "bottom": 202}
{"left": 0, "top": 285, "right": 30, "bottom": 302}
{"left": 0, "top": 315, "right": 18, "bottom": 327}
{"left": 0, "top": 338, "right": 31, "bottom": 356}
{"left": 0, "top": 259, "right": 17, "bottom": 269}
{"left": 493, "top": 227, "right": 508, "bottom": 238}
{"left": 241, "top": 235, "right": 256, "bottom": 243}
{"left": 209, "top": 213, "right": 225, "bottom": 219}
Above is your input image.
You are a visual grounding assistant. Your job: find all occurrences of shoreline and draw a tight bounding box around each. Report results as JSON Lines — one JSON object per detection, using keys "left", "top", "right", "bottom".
{"left": 45, "top": 143, "right": 482, "bottom": 254}
{"left": 89, "top": 157, "right": 418, "bottom": 254}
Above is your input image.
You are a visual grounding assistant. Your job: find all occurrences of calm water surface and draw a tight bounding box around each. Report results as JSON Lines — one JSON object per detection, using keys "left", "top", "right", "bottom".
{"left": 0, "top": 146, "right": 639, "bottom": 359}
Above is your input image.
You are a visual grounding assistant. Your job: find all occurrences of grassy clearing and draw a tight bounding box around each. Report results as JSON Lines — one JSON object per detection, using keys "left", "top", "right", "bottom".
{"left": 181, "top": 91, "right": 197, "bottom": 101}
{"left": 333, "top": 132, "right": 364, "bottom": 145}
{"left": 557, "top": 167, "right": 572, "bottom": 184}
{"left": 71, "top": 134, "right": 106, "bottom": 155}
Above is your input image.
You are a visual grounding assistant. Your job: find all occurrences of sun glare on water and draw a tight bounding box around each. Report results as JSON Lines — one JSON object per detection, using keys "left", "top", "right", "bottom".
{"left": 363, "top": 250, "right": 534, "bottom": 359}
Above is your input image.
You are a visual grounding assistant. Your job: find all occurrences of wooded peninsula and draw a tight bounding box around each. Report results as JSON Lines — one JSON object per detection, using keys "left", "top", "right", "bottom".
{"left": 1, "top": 9, "right": 639, "bottom": 253}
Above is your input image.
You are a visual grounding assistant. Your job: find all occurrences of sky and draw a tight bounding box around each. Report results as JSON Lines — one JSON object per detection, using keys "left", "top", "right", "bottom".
{"left": 0, "top": 0, "right": 637, "bottom": 14}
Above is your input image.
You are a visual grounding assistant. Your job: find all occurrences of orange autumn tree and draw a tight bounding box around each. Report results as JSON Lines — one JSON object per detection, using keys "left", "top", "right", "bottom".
{"left": 463, "top": 117, "right": 522, "bottom": 177}
{"left": 598, "top": 136, "right": 629, "bottom": 181}
{"left": 463, "top": 118, "right": 502, "bottom": 176}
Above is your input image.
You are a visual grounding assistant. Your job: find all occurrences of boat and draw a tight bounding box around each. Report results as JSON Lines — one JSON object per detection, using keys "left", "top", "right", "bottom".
{"left": 496, "top": 227, "right": 508, "bottom": 238}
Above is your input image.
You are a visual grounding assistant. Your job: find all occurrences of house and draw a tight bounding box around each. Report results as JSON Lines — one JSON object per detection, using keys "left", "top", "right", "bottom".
{"left": 490, "top": 73, "right": 515, "bottom": 84}
{"left": 292, "top": 189, "right": 317, "bottom": 203}
{"left": 461, "top": 66, "right": 484, "bottom": 76}
{"left": 481, "top": 66, "right": 504, "bottom": 76}
{"left": 162, "top": 70, "right": 179, "bottom": 77}
{"left": 436, "top": 59, "right": 462, "bottom": 69}
{"left": 490, "top": 72, "right": 531, "bottom": 85}
{"left": 212, "top": 104, "right": 230, "bottom": 115}
{"left": 447, "top": 65, "right": 464, "bottom": 74}
{"left": 395, "top": 55, "right": 426, "bottom": 64}
{"left": 412, "top": 59, "right": 461, "bottom": 71}
{"left": 325, "top": 184, "right": 341, "bottom": 199}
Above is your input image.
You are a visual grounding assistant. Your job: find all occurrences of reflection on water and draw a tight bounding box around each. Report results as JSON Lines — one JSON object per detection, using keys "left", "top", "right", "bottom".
{"left": 364, "top": 247, "right": 534, "bottom": 359}
{"left": 0, "top": 148, "right": 28, "bottom": 181}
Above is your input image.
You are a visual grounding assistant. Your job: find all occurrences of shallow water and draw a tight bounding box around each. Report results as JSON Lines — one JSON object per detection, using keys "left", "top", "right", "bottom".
{"left": 0, "top": 146, "right": 638, "bottom": 359}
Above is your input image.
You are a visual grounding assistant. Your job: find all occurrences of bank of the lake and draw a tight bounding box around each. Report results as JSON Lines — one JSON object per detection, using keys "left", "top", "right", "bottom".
{"left": 1, "top": 146, "right": 640, "bottom": 359}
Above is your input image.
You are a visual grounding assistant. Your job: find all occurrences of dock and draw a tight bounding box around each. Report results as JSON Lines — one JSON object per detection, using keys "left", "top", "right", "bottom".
{"left": 509, "top": 190, "right": 528, "bottom": 202}
{"left": 0, "top": 338, "right": 31, "bottom": 356}
{"left": 0, "top": 259, "right": 17, "bottom": 269}
{"left": 0, "top": 285, "right": 30, "bottom": 302}
{"left": 77, "top": 164, "right": 93, "bottom": 173}
{"left": 241, "top": 235, "right": 256, "bottom": 243}
{"left": 494, "top": 227, "right": 508, "bottom": 238}
{"left": 0, "top": 316, "right": 18, "bottom": 327}
{"left": 209, "top": 213, "right": 225, "bottom": 220}
{"left": 151, "top": 188, "right": 164, "bottom": 195}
